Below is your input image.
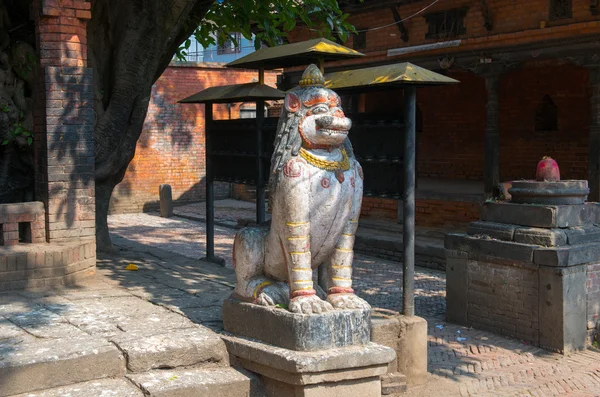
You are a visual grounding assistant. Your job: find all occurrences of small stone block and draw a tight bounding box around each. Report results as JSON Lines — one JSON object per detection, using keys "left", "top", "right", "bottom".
{"left": 127, "top": 367, "right": 260, "bottom": 397}
{"left": 538, "top": 266, "right": 587, "bottom": 353}
{"left": 481, "top": 202, "right": 594, "bottom": 228}
{"left": 467, "top": 221, "right": 516, "bottom": 241}
{"left": 222, "top": 297, "right": 371, "bottom": 351}
{"left": 564, "top": 225, "right": 600, "bottom": 245}
{"left": 0, "top": 336, "right": 125, "bottom": 396}
{"left": 159, "top": 184, "right": 173, "bottom": 218}
{"left": 534, "top": 242, "right": 600, "bottom": 267}
{"left": 223, "top": 334, "right": 394, "bottom": 383}
{"left": 395, "top": 315, "right": 428, "bottom": 387}
{"left": 445, "top": 234, "right": 535, "bottom": 262}
{"left": 110, "top": 328, "right": 228, "bottom": 373}
{"left": 514, "top": 227, "right": 567, "bottom": 247}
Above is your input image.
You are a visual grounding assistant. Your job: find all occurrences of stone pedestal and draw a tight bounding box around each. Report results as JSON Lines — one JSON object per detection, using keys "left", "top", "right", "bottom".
{"left": 223, "top": 298, "right": 371, "bottom": 351}
{"left": 223, "top": 298, "right": 395, "bottom": 397}
{"left": 446, "top": 200, "right": 600, "bottom": 353}
{"left": 371, "top": 309, "right": 427, "bottom": 391}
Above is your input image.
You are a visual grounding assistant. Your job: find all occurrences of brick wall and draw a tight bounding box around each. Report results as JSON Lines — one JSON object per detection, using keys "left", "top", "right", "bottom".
{"left": 499, "top": 61, "right": 590, "bottom": 181}
{"left": 0, "top": 203, "right": 46, "bottom": 246}
{"left": 360, "top": 197, "right": 480, "bottom": 226}
{"left": 467, "top": 259, "right": 540, "bottom": 345}
{"left": 33, "top": 0, "right": 96, "bottom": 243}
{"left": 110, "top": 63, "right": 279, "bottom": 213}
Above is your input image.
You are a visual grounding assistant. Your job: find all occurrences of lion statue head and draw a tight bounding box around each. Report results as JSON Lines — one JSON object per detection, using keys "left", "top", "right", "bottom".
{"left": 269, "top": 64, "right": 355, "bottom": 204}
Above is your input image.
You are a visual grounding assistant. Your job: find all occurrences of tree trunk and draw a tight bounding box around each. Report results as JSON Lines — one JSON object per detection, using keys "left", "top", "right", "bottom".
{"left": 95, "top": 177, "right": 118, "bottom": 253}
{"left": 88, "top": 0, "right": 212, "bottom": 251}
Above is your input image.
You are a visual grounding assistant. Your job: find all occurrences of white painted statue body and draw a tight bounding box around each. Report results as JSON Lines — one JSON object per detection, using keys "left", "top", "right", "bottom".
{"left": 232, "top": 65, "right": 370, "bottom": 314}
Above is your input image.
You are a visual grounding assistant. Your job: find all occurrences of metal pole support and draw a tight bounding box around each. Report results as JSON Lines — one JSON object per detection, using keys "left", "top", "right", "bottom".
{"left": 256, "top": 99, "right": 266, "bottom": 225}
{"left": 203, "top": 102, "right": 225, "bottom": 266}
{"left": 402, "top": 86, "right": 417, "bottom": 316}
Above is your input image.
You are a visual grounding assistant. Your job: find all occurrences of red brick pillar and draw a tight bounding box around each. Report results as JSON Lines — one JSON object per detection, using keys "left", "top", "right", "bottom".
{"left": 31, "top": 0, "right": 95, "bottom": 243}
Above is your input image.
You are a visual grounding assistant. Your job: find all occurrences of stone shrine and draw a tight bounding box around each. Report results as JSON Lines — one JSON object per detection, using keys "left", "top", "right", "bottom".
{"left": 446, "top": 159, "right": 600, "bottom": 353}
{"left": 223, "top": 65, "right": 395, "bottom": 396}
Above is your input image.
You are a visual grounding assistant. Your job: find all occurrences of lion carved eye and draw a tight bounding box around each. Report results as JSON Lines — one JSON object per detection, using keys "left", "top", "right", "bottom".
{"left": 312, "top": 105, "right": 329, "bottom": 114}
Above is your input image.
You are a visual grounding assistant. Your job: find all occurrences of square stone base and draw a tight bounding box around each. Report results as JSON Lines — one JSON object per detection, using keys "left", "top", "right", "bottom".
{"left": 222, "top": 297, "right": 370, "bottom": 351}
{"left": 262, "top": 376, "right": 382, "bottom": 397}
{"left": 223, "top": 334, "right": 395, "bottom": 397}
{"left": 371, "top": 309, "right": 427, "bottom": 388}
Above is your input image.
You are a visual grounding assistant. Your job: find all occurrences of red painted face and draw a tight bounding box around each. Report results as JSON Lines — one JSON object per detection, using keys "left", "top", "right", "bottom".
{"left": 285, "top": 88, "right": 351, "bottom": 150}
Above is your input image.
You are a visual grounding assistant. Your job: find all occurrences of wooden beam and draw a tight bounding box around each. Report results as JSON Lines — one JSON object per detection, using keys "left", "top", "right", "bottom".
{"left": 390, "top": 5, "right": 409, "bottom": 42}
{"left": 479, "top": 0, "right": 493, "bottom": 31}
{"left": 482, "top": 68, "right": 501, "bottom": 200}
{"left": 339, "top": 0, "right": 421, "bottom": 14}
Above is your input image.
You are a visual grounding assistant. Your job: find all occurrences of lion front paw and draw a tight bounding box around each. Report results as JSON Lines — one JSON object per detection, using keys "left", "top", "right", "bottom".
{"left": 255, "top": 284, "right": 289, "bottom": 307}
{"left": 327, "top": 293, "right": 371, "bottom": 310}
{"left": 289, "top": 295, "right": 333, "bottom": 315}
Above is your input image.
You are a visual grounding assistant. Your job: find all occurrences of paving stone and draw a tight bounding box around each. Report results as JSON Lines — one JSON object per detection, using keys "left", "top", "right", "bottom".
{"left": 183, "top": 304, "right": 225, "bottom": 324}
{"left": 127, "top": 367, "right": 262, "bottom": 397}
{"left": 0, "top": 336, "right": 125, "bottom": 397}
{"left": 150, "top": 290, "right": 232, "bottom": 311}
{"left": 111, "top": 327, "right": 228, "bottom": 373}
{"left": 10, "top": 379, "right": 144, "bottom": 397}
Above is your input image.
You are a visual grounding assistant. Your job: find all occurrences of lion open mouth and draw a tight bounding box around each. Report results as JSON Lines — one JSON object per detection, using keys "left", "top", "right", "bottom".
{"left": 318, "top": 128, "right": 349, "bottom": 136}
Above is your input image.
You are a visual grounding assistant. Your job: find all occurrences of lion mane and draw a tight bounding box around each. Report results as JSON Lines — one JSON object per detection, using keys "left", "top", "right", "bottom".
{"left": 268, "top": 87, "right": 355, "bottom": 209}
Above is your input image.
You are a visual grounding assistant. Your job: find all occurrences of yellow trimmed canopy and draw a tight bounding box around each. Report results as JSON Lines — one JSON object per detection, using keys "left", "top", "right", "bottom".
{"left": 325, "top": 63, "right": 459, "bottom": 91}
{"left": 226, "top": 38, "right": 364, "bottom": 70}
{"left": 178, "top": 83, "right": 285, "bottom": 104}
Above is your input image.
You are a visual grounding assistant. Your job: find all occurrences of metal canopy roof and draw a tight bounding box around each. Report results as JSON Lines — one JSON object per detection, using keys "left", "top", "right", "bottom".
{"left": 325, "top": 62, "right": 459, "bottom": 91}
{"left": 178, "top": 82, "right": 285, "bottom": 104}
{"left": 226, "top": 38, "right": 364, "bottom": 70}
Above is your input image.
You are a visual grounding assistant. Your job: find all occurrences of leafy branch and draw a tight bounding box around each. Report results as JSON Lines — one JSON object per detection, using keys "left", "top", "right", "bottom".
{"left": 176, "top": 0, "right": 357, "bottom": 61}
{"left": 2, "top": 111, "right": 33, "bottom": 146}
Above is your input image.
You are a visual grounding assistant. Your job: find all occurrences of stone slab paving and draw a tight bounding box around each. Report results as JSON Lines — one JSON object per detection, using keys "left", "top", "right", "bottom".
{"left": 106, "top": 209, "right": 600, "bottom": 396}
{"left": 1, "top": 206, "right": 600, "bottom": 395}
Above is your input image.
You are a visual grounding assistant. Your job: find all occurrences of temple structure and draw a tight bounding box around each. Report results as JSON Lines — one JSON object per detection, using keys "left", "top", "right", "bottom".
{"left": 279, "top": 0, "right": 600, "bottom": 228}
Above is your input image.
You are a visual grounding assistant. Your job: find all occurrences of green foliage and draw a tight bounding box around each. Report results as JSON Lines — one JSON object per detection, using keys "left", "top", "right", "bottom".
{"left": 2, "top": 112, "right": 32, "bottom": 146}
{"left": 176, "top": 0, "right": 356, "bottom": 61}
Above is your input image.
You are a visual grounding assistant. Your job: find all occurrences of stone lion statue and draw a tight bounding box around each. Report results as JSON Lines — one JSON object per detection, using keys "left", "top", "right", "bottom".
{"left": 232, "top": 64, "right": 370, "bottom": 314}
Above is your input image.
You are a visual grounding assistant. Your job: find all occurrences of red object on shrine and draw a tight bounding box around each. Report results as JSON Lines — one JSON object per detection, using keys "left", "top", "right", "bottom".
{"left": 536, "top": 156, "right": 560, "bottom": 181}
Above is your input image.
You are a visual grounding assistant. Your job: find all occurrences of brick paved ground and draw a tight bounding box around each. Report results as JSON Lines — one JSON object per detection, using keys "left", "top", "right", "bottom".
{"left": 107, "top": 203, "right": 600, "bottom": 396}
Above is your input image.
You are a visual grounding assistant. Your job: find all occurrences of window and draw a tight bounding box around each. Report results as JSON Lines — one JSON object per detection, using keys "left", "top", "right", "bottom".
{"left": 549, "top": 0, "right": 572, "bottom": 20}
{"left": 592, "top": 0, "right": 600, "bottom": 15}
{"left": 353, "top": 31, "right": 367, "bottom": 51}
{"left": 239, "top": 103, "right": 267, "bottom": 119}
{"left": 535, "top": 95, "right": 558, "bottom": 131}
{"left": 217, "top": 33, "right": 242, "bottom": 55}
{"left": 424, "top": 7, "right": 467, "bottom": 39}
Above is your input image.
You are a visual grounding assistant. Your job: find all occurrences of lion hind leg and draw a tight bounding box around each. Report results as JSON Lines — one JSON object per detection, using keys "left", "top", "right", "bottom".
{"left": 233, "top": 227, "right": 272, "bottom": 299}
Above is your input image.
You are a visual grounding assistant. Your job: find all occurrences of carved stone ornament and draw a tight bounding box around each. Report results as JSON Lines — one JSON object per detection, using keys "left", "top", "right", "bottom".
{"left": 231, "top": 64, "right": 370, "bottom": 315}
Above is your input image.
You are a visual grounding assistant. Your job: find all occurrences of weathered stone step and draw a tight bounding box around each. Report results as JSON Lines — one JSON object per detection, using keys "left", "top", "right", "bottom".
{"left": 110, "top": 327, "right": 229, "bottom": 373}
{"left": 127, "top": 367, "right": 264, "bottom": 397}
{"left": 10, "top": 378, "right": 144, "bottom": 397}
{"left": 0, "top": 336, "right": 125, "bottom": 397}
